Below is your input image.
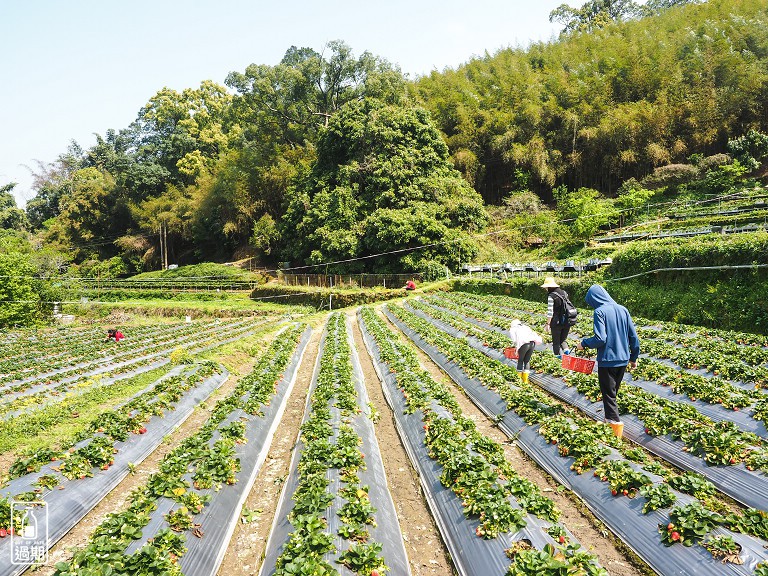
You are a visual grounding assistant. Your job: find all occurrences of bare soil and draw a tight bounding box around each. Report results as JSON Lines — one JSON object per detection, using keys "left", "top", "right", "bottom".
{"left": 219, "top": 311, "right": 454, "bottom": 576}
{"left": 378, "top": 306, "right": 647, "bottom": 576}
{"left": 348, "top": 310, "right": 454, "bottom": 576}
{"left": 30, "top": 337, "right": 277, "bottom": 575}
{"left": 216, "top": 320, "right": 324, "bottom": 575}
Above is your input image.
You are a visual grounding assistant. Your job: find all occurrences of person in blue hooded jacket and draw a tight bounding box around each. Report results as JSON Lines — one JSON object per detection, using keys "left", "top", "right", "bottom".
{"left": 576, "top": 284, "right": 640, "bottom": 438}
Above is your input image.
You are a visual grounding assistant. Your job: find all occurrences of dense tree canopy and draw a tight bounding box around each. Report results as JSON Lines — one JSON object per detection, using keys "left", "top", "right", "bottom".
{"left": 415, "top": 0, "right": 768, "bottom": 203}
{"left": 15, "top": 0, "right": 768, "bottom": 276}
{"left": 282, "top": 99, "right": 487, "bottom": 272}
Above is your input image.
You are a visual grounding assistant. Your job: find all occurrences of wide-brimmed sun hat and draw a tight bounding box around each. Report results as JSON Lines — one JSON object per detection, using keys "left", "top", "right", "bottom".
{"left": 541, "top": 276, "right": 559, "bottom": 288}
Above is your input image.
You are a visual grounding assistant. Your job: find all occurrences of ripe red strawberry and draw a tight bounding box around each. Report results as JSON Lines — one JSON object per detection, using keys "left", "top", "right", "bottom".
{"left": 611, "top": 489, "right": 618, "bottom": 496}
{"left": 671, "top": 531, "right": 680, "bottom": 541}
{"left": 667, "top": 523, "right": 674, "bottom": 531}
{"left": 0, "top": 528, "right": 7, "bottom": 538}
{"left": 558, "top": 535, "right": 566, "bottom": 544}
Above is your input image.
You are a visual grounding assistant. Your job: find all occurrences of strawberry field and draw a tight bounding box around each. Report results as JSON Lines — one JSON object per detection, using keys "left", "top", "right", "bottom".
{"left": 0, "top": 294, "right": 767, "bottom": 575}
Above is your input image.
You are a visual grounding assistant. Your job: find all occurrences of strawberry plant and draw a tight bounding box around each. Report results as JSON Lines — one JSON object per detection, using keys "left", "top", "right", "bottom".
{"left": 35, "top": 474, "right": 60, "bottom": 490}
{"left": 546, "top": 524, "right": 569, "bottom": 545}
{"left": 506, "top": 543, "right": 607, "bottom": 576}
{"left": 165, "top": 507, "right": 195, "bottom": 532}
{"left": 725, "top": 507, "right": 768, "bottom": 540}
{"left": 638, "top": 483, "right": 675, "bottom": 513}
{"left": 702, "top": 535, "right": 743, "bottom": 564}
{"left": 667, "top": 473, "right": 716, "bottom": 499}
{"left": 58, "top": 453, "right": 94, "bottom": 480}
{"left": 660, "top": 502, "right": 724, "bottom": 546}
{"left": 593, "top": 460, "right": 651, "bottom": 497}
{"left": 337, "top": 542, "right": 387, "bottom": 575}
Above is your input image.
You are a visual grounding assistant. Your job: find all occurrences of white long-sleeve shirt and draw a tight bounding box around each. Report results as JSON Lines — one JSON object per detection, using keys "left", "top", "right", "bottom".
{"left": 509, "top": 323, "right": 543, "bottom": 350}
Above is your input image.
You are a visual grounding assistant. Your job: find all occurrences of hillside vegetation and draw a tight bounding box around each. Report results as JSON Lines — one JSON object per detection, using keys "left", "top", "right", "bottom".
{"left": 2, "top": 0, "right": 768, "bottom": 329}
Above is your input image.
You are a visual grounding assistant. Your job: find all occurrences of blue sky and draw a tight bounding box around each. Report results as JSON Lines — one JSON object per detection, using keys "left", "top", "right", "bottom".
{"left": 1, "top": 0, "right": 566, "bottom": 207}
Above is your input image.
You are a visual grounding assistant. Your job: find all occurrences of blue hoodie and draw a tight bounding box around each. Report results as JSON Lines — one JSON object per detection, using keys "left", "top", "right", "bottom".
{"left": 581, "top": 284, "right": 640, "bottom": 367}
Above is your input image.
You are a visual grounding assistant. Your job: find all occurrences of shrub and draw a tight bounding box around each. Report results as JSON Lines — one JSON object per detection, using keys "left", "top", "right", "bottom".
{"left": 728, "top": 130, "right": 768, "bottom": 171}
{"left": 640, "top": 164, "right": 700, "bottom": 190}
{"left": 417, "top": 260, "right": 448, "bottom": 282}
{"left": 698, "top": 153, "right": 732, "bottom": 172}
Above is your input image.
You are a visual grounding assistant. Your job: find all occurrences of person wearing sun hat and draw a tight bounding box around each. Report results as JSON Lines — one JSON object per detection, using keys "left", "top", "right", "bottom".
{"left": 541, "top": 276, "right": 571, "bottom": 358}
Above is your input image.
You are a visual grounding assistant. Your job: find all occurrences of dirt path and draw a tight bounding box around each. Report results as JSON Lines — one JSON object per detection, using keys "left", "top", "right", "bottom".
{"left": 348, "top": 310, "right": 454, "bottom": 576}
{"left": 31, "top": 342, "right": 265, "bottom": 575}
{"left": 216, "top": 320, "right": 324, "bottom": 576}
{"left": 378, "top": 306, "right": 648, "bottom": 576}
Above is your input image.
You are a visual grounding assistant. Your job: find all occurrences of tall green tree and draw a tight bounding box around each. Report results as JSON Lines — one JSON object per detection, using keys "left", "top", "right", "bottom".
{"left": 283, "top": 98, "right": 487, "bottom": 272}
{"left": 550, "top": 0, "right": 641, "bottom": 34}
{"left": 0, "top": 251, "right": 42, "bottom": 327}
{"left": 0, "top": 184, "right": 28, "bottom": 230}
{"left": 126, "top": 80, "right": 234, "bottom": 196}
{"left": 45, "top": 168, "right": 120, "bottom": 260}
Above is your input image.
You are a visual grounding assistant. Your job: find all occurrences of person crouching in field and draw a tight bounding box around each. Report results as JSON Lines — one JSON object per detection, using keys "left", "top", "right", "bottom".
{"left": 509, "top": 319, "right": 542, "bottom": 385}
{"left": 576, "top": 284, "right": 640, "bottom": 439}
{"left": 106, "top": 328, "right": 124, "bottom": 342}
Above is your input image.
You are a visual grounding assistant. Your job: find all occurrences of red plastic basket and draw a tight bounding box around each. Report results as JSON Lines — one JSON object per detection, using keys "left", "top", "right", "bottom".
{"left": 562, "top": 354, "right": 596, "bottom": 374}
{"left": 503, "top": 347, "right": 519, "bottom": 360}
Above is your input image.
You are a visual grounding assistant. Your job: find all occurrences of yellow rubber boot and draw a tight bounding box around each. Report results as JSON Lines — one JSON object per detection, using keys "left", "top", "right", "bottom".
{"left": 609, "top": 421, "right": 624, "bottom": 439}
{"left": 521, "top": 371, "right": 529, "bottom": 384}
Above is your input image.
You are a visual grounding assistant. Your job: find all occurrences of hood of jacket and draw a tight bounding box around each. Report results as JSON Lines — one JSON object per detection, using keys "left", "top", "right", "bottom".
{"left": 584, "top": 284, "right": 616, "bottom": 309}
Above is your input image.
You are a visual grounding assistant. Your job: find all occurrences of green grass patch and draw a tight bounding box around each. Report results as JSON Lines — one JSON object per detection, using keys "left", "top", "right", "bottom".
{"left": 130, "top": 262, "right": 263, "bottom": 281}
{"left": 64, "top": 294, "right": 312, "bottom": 319}
{"left": 0, "top": 366, "right": 173, "bottom": 456}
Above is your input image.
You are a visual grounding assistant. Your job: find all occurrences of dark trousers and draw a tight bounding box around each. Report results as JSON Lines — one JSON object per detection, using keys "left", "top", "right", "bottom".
{"left": 550, "top": 323, "right": 571, "bottom": 355}
{"left": 516, "top": 341, "right": 535, "bottom": 371}
{"left": 598, "top": 366, "right": 626, "bottom": 423}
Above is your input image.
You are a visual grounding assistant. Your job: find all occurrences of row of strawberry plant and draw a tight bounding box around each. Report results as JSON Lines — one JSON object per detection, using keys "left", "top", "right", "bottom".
{"left": 0, "top": 317, "right": 260, "bottom": 402}
{"left": 387, "top": 303, "right": 768, "bottom": 571}
{"left": 359, "top": 307, "right": 607, "bottom": 576}
{"left": 47, "top": 324, "right": 307, "bottom": 576}
{"left": 639, "top": 337, "right": 768, "bottom": 388}
{"left": 0, "top": 320, "right": 224, "bottom": 387}
{"left": 635, "top": 319, "right": 768, "bottom": 348}
{"left": 263, "top": 313, "right": 406, "bottom": 576}
{"left": 448, "top": 287, "right": 768, "bottom": 350}
{"left": 0, "top": 317, "right": 268, "bottom": 421}
{"left": 637, "top": 328, "right": 768, "bottom": 366}
{"left": 5, "top": 363, "right": 218, "bottom": 484}
{"left": 427, "top": 293, "right": 768, "bottom": 418}
{"left": 408, "top": 302, "right": 768, "bottom": 501}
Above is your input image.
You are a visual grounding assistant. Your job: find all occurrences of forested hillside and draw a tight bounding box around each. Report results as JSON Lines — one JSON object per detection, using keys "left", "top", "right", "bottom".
{"left": 4, "top": 0, "right": 768, "bottom": 281}
{"left": 414, "top": 0, "right": 768, "bottom": 203}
